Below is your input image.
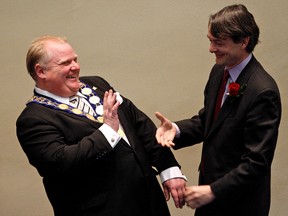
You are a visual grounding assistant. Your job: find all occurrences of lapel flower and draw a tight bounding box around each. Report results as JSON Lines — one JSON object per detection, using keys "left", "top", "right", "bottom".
{"left": 227, "top": 82, "right": 247, "bottom": 98}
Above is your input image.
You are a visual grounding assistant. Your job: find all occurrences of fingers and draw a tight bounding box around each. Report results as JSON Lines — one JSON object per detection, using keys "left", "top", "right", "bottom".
{"left": 170, "top": 186, "right": 185, "bottom": 208}
{"left": 158, "top": 134, "right": 175, "bottom": 147}
{"left": 103, "top": 90, "right": 120, "bottom": 131}
{"left": 163, "top": 178, "right": 186, "bottom": 209}
{"left": 183, "top": 185, "right": 215, "bottom": 209}
{"left": 184, "top": 186, "right": 198, "bottom": 209}
{"left": 104, "top": 90, "right": 119, "bottom": 111}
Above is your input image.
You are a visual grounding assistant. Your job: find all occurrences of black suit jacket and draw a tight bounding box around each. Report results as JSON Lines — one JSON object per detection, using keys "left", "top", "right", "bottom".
{"left": 174, "top": 56, "right": 281, "bottom": 216}
{"left": 17, "top": 76, "right": 180, "bottom": 216}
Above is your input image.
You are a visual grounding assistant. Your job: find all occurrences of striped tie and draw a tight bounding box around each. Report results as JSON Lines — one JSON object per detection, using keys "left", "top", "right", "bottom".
{"left": 69, "top": 96, "right": 95, "bottom": 116}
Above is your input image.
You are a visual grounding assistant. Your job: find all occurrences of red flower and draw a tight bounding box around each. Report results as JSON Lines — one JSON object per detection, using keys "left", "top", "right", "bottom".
{"left": 228, "top": 82, "right": 241, "bottom": 97}
{"left": 227, "top": 82, "right": 247, "bottom": 99}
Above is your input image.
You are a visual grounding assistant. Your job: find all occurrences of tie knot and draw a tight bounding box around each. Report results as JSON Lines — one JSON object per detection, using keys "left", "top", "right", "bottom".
{"left": 69, "top": 95, "right": 79, "bottom": 104}
{"left": 224, "top": 69, "right": 230, "bottom": 81}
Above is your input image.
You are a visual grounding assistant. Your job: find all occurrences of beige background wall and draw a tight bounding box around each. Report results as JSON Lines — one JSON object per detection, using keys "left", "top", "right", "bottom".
{"left": 1, "top": 0, "right": 287, "bottom": 215}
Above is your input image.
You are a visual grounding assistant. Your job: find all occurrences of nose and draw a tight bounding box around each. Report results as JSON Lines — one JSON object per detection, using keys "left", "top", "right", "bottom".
{"left": 71, "top": 61, "right": 80, "bottom": 71}
{"left": 209, "top": 43, "right": 217, "bottom": 53}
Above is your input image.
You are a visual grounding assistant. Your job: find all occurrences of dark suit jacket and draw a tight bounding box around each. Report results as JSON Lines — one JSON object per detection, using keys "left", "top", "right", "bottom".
{"left": 16, "top": 76, "right": 180, "bottom": 216}
{"left": 174, "top": 56, "right": 281, "bottom": 216}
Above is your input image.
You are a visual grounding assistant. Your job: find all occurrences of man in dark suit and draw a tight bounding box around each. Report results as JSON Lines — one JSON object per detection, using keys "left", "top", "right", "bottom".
{"left": 155, "top": 4, "right": 281, "bottom": 216}
{"left": 16, "top": 36, "right": 186, "bottom": 216}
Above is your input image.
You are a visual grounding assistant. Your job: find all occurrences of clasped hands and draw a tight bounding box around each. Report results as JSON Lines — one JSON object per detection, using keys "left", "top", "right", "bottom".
{"left": 163, "top": 180, "right": 215, "bottom": 209}
{"left": 156, "top": 112, "right": 215, "bottom": 209}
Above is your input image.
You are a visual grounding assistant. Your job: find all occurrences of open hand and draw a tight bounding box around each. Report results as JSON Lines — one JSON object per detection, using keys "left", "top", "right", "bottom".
{"left": 155, "top": 111, "right": 176, "bottom": 147}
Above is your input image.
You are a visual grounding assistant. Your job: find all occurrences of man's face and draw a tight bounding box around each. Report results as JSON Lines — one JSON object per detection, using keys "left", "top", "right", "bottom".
{"left": 39, "top": 41, "right": 80, "bottom": 97}
{"left": 207, "top": 29, "right": 248, "bottom": 69}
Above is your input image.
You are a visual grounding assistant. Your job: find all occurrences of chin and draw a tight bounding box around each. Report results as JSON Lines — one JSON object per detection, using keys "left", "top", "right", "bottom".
{"left": 215, "top": 60, "right": 225, "bottom": 66}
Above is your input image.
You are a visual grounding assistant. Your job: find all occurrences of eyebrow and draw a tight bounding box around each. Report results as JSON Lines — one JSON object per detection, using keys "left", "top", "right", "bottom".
{"left": 57, "top": 55, "right": 78, "bottom": 65}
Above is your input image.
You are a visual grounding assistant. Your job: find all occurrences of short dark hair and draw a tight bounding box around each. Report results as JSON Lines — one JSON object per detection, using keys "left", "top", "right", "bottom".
{"left": 208, "top": 4, "right": 260, "bottom": 53}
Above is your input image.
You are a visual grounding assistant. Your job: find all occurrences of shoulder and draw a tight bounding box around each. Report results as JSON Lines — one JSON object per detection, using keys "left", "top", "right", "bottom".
{"left": 16, "top": 103, "right": 56, "bottom": 133}
{"left": 248, "top": 57, "right": 279, "bottom": 93}
{"left": 80, "top": 76, "right": 112, "bottom": 90}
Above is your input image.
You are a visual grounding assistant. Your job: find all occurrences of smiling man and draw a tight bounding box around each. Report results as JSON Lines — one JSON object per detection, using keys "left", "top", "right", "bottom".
{"left": 31, "top": 37, "right": 80, "bottom": 97}
{"left": 17, "top": 36, "right": 187, "bottom": 216}
{"left": 155, "top": 4, "right": 281, "bottom": 216}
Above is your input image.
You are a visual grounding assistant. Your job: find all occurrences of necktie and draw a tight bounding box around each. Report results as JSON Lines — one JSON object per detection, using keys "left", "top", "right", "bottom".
{"left": 69, "top": 96, "right": 95, "bottom": 116}
{"left": 214, "top": 69, "right": 230, "bottom": 120}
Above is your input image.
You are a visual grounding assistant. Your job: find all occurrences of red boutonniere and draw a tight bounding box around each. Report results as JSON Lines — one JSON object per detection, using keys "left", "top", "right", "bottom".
{"left": 227, "top": 82, "right": 247, "bottom": 98}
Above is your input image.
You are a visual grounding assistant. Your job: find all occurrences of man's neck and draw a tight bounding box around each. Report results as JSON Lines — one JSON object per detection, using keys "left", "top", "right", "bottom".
{"left": 34, "top": 86, "right": 70, "bottom": 104}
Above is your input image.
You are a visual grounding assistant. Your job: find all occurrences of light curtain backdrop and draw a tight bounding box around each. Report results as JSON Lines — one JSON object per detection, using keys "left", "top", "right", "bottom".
{"left": 1, "top": 1, "right": 287, "bottom": 215}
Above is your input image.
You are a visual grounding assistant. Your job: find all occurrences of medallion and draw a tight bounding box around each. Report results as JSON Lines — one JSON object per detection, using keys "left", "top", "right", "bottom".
{"left": 86, "top": 114, "right": 96, "bottom": 121}
{"left": 89, "top": 95, "right": 100, "bottom": 104}
{"left": 72, "top": 108, "right": 83, "bottom": 115}
{"left": 97, "top": 116, "right": 103, "bottom": 123}
{"left": 81, "top": 87, "right": 92, "bottom": 96}
{"left": 96, "top": 105, "right": 103, "bottom": 115}
{"left": 58, "top": 104, "right": 69, "bottom": 110}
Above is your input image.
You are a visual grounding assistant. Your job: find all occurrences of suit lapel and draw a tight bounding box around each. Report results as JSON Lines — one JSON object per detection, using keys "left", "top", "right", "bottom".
{"left": 205, "top": 67, "right": 225, "bottom": 134}
{"left": 206, "top": 56, "right": 257, "bottom": 138}
{"left": 117, "top": 104, "right": 137, "bottom": 149}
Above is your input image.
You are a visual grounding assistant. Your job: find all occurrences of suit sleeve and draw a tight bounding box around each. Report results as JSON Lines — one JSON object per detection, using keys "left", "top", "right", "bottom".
{"left": 120, "top": 97, "right": 181, "bottom": 173}
{"left": 83, "top": 76, "right": 181, "bottom": 173}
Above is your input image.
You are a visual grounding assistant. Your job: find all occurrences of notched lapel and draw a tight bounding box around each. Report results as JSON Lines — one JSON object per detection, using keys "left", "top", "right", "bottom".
{"left": 207, "top": 57, "right": 257, "bottom": 138}
{"left": 207, "top": 100, "right": 232, "bottom": 137}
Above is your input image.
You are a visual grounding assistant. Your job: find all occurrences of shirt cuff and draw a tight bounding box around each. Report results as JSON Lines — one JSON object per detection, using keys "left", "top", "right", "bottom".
{"left": 99, "top": 124, "right": 121, "bottom": 148}
{"left": 172, "top": 122, "right": 181, "bottom": 137}
{"left": 159, "top": 166, "right": 187, "bottom": 183}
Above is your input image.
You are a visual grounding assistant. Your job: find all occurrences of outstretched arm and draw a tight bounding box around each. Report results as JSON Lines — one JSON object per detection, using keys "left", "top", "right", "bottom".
{"left": 155, "top": 111, "right": 177, "bottom": 147}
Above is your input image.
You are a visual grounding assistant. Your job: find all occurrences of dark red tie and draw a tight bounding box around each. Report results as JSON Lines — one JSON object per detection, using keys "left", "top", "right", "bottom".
{"left": 214, "top": 69, "right": 230, "bottom": 120}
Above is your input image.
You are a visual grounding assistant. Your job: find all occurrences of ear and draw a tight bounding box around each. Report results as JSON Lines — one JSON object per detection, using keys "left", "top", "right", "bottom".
{"left": 241, "top": 37, "right": 250, "bottom": 49}
{"left": 35, "top": 63, "right": 46, "bottom": 79}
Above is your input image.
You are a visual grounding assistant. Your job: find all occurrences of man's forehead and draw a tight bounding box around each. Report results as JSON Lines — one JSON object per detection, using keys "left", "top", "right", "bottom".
{"left": 207, "top": 32, "right": 229, "bottom": 41}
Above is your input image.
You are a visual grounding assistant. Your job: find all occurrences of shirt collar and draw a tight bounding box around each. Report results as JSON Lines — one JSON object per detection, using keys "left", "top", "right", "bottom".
{"left": 34, "top": 86, "right": 85, "bottom": 105}
{"left": 227, "top": 53, "right": 252, "bottom": 82}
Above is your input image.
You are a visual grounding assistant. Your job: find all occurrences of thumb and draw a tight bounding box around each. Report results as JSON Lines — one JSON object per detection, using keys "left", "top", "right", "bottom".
{"left": 155, "top": 111, "right": 165, "bottom": 123}
{"left": 163, "top": 186, "right": 170, "bottom": 201}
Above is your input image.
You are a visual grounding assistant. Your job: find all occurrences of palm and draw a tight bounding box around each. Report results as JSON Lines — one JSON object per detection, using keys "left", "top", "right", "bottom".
{"left": 155, "top": 112, "right": 176, "bottom": 147}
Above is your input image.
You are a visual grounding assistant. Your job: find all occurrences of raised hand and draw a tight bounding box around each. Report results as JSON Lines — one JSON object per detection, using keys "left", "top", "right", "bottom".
{"left": 103, "top": 89, "right": 120, "bottom": 132}
{"left": 155, "top": 111, "right": 176, "bottom": 147}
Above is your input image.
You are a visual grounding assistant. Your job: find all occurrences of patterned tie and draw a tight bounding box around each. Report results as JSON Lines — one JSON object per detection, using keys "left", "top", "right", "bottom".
{"left": 69, "top": 96, "right": 95, "bottom": 116}
{"left": 214, "top": 69, "right": 230, "bottom": 121}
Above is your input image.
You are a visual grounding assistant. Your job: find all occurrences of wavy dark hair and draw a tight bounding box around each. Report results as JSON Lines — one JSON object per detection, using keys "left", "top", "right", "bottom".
{"left": 208, "top": 4, "right": 260, "bottom": 53}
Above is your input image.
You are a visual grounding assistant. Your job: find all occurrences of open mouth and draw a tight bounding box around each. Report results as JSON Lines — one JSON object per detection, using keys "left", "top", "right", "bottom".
{"left": 67, "top": 75, "right": 77, "bottom": 79}
{"left": 215, "top": 53, "right": 224, "bottom": 59}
